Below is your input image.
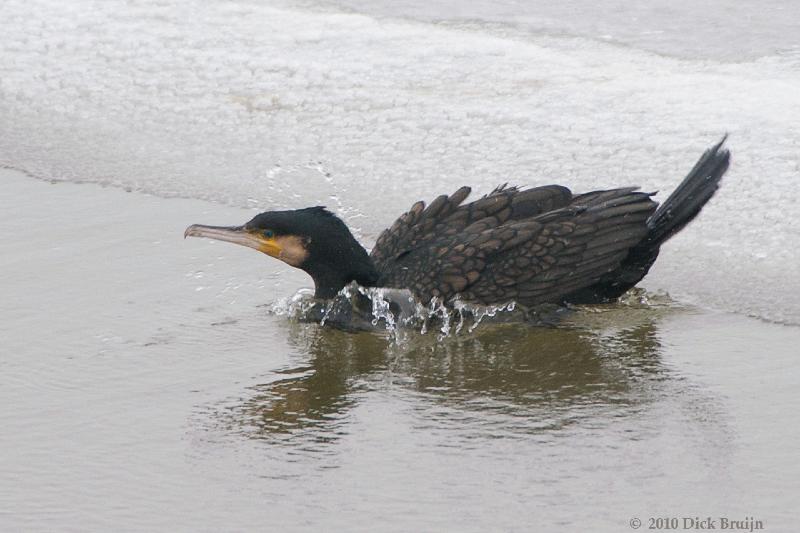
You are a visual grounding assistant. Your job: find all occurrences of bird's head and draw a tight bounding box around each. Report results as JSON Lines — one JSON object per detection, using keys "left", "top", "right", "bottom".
{"left": 185, "top": 207, "right": 378, "bottom": 298}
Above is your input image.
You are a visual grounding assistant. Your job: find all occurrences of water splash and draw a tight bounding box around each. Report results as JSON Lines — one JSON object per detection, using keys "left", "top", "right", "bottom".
{"left": 616, "top": 287, "right": 676, "bottom": 308}
{"left": 268, "top": 288, "right": 319, "bottom": 318}
{"left": 267, "top": 283, "right": 530, "bottom": 339}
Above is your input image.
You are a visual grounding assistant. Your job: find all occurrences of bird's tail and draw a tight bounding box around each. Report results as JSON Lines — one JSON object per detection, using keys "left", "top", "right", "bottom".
{"left": 644, "top": 135, "right": 730, "bottom": 248}
{"left": 563, "top": 136, "right": 731, "bottom": 304}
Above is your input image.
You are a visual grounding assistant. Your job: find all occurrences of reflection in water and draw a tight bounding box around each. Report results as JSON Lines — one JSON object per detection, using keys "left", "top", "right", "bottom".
{"left": 233, "top": 327, "right": 390, "bottom": 444}
{"left": 224, "top": 305, "right": 678, "bottom": 446}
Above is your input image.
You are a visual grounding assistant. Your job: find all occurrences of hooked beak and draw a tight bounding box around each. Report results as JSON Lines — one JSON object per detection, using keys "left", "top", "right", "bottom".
{"left": 184, "top": 224, "right": 281, "bottom": 257}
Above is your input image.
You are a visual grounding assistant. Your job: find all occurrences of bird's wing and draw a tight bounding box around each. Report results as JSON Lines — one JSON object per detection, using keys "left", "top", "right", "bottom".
{"left": 369, "top": 184, "right": 573, "bottom": 274}
{"left": 374, "top": 188, "right": 657, "bottom": 306}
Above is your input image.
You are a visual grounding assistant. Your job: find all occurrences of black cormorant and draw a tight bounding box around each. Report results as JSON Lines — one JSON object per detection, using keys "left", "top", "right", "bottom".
{"left": 185, "top": 138, "right": 729, "bottom": 309}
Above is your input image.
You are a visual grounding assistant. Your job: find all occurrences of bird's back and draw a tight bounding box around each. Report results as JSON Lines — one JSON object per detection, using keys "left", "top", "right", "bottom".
{"left": 370, "top": 138, "right": 730, "bottom": 308}
{"left": 370, "top": 184, "right": 658, "bottom": 306}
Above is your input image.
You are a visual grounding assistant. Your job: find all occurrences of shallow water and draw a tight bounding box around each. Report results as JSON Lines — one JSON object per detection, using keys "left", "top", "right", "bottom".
{"left": 2, "top": 0, "right": 800, "bottom": 530}
{"left": 2, "top": 170, "right": 799, "bottom": 531}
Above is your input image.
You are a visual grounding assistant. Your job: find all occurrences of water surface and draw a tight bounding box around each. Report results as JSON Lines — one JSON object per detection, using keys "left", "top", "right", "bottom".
{"left": 1, "top": 0, "right": 800, "bottom": 530}
{"left": 2, "top": 170, "right": 798, "bottom": 531}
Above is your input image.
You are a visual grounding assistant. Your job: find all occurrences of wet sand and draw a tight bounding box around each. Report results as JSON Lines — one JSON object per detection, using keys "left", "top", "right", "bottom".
{"left": 2, "top": 168, "right": 799, "bottom": 531}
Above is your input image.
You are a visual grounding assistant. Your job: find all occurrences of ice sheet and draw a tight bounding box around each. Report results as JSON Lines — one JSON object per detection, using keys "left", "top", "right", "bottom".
{"left": 1, "top": 0, "right": 798, "bottom": 323}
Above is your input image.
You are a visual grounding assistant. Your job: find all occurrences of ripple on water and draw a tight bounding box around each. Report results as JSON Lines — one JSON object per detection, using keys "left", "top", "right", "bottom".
{"left": 211, "top": 287, "right": 693, "bottom": 455}
{"left": 266, "top": 283, "right": 682, "bottom": 337}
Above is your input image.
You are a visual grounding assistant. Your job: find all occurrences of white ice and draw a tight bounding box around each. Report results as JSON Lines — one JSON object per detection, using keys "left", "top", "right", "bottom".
{"left": 1, "top": 0, "right": 798, "bottom": 323}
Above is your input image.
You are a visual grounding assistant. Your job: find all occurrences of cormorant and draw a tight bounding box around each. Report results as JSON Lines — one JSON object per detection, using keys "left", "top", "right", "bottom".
{"left": 185, "top": 138, "right": 729, "bottom": 309}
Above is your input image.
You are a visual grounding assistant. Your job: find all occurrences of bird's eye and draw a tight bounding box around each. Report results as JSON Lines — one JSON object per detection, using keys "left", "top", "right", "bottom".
{"left": 263, "top": 230, "right": 274, "bottom": 238}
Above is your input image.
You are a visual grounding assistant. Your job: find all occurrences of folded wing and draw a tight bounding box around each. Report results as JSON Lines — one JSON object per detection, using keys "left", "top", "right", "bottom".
{"left": 371, "top": 185, "right": 657, "bottom": 306}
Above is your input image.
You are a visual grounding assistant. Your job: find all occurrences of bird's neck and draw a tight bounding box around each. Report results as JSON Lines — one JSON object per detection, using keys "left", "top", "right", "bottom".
{"left": 305, "top": 244, "right": 380, "bottom": 300}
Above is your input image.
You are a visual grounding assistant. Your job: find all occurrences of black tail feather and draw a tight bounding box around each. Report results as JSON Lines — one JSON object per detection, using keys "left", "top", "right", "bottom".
{"left": 563, "top": 136, "right": 730, "bottom": 304}
{"left": 644, "top": 135, "right": 730, "bottom": 247}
